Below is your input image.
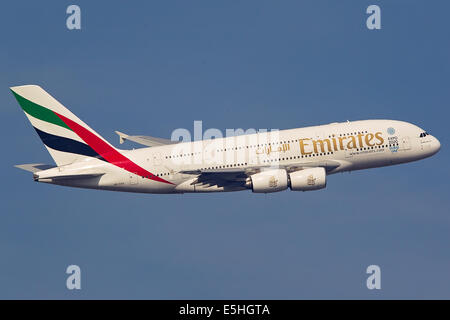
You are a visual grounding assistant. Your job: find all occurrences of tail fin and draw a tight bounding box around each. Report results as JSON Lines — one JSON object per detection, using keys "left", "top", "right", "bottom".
{"left": 11, "top": 85, "right": 114, "bottom": 166}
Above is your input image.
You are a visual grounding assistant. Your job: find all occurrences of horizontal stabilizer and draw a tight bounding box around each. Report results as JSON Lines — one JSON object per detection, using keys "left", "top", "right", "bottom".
{"left": 36, "top": 173, "right": 105, "bottom": 181}
{"left": 115, "top": 131, "right": 178, "bottom": 147}
{"left": 15, "top": 163, "right": 56, "bottom": 173}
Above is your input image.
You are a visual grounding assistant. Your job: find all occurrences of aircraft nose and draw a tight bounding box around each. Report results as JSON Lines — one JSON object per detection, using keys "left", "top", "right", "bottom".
{"left": 430, "top": 136, "right": 441, "bottom": 155}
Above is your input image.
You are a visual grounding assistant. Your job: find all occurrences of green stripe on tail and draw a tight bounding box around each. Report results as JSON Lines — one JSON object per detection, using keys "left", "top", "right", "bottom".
{"left": 11, "top": 90, "right": 72, "bottom": 131}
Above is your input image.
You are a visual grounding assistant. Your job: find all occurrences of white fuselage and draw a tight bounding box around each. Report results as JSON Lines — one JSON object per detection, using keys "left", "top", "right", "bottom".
{"left": 35, "top": 119, "right": 440, "bottom": 194}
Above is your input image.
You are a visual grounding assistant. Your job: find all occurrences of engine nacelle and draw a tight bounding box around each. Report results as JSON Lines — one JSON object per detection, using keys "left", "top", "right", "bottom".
{"left": 250, "top": 169, "right": 288, "bottom": 193}
{"left": 289, "top": 167, "right": 326, "bottom": 191}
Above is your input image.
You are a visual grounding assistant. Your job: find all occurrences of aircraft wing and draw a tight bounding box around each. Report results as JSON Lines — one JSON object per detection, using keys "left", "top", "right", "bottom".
{"left": 115, "top": 131, "right": 178, "bottom": 147}
{"left": 180, "top": 168, "right": 251, "bottom": 189}
{"left": 179, "top": 160, "right": 341, "bottom": 188}
{"left": 285, "top": 159, "right": 341, "bottom": 172}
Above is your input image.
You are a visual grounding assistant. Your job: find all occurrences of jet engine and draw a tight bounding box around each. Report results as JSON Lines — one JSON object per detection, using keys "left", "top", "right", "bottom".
{"left": 248, "top": 169, "right": 288, "bottom": 193}
{"left": 289, "top": 167, "right": 326, "bottom": 191}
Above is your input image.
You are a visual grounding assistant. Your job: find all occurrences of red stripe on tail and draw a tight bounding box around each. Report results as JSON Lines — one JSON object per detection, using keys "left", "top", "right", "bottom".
{"left": 54, "top": 112, "right": 173, "bottom": 185}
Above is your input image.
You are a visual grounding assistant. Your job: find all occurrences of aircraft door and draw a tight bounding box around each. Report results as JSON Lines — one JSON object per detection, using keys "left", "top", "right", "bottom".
{"left": 345, "top": 148, "right": 353, "bottom": 159}
{"left": 129, "top": 173, "right": 138, "bottom": 185}
{"left": 151, "top": 152, "right": 163, "bottom": 176}
{"left": 400, "top": 136, "right": 411, "bottom": 151}
{"left": 153, "top": 153, "right": 162, "bottom": 165}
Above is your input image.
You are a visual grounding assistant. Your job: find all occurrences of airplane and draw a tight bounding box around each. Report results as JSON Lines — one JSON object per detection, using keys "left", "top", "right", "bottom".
{"left": 11, "top": 85, "right": 441, "bottom": 194}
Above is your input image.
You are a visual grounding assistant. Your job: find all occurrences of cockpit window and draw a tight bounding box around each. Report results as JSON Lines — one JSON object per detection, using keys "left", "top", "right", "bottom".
{"left": 420, "top": 132, "right": 429, "bottom": 138}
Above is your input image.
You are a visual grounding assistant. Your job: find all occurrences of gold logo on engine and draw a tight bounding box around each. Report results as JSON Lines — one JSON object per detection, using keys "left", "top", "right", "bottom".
{"left": 268, "top": 176, "right": 278, "bottom": 188}
{"left": 307, "top": 174, "right": 316, "bottom": 186}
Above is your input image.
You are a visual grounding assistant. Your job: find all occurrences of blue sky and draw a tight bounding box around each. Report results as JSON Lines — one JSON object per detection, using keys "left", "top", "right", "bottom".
{"left": 1, "top": 0, "right": 449, "bottom": 299}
